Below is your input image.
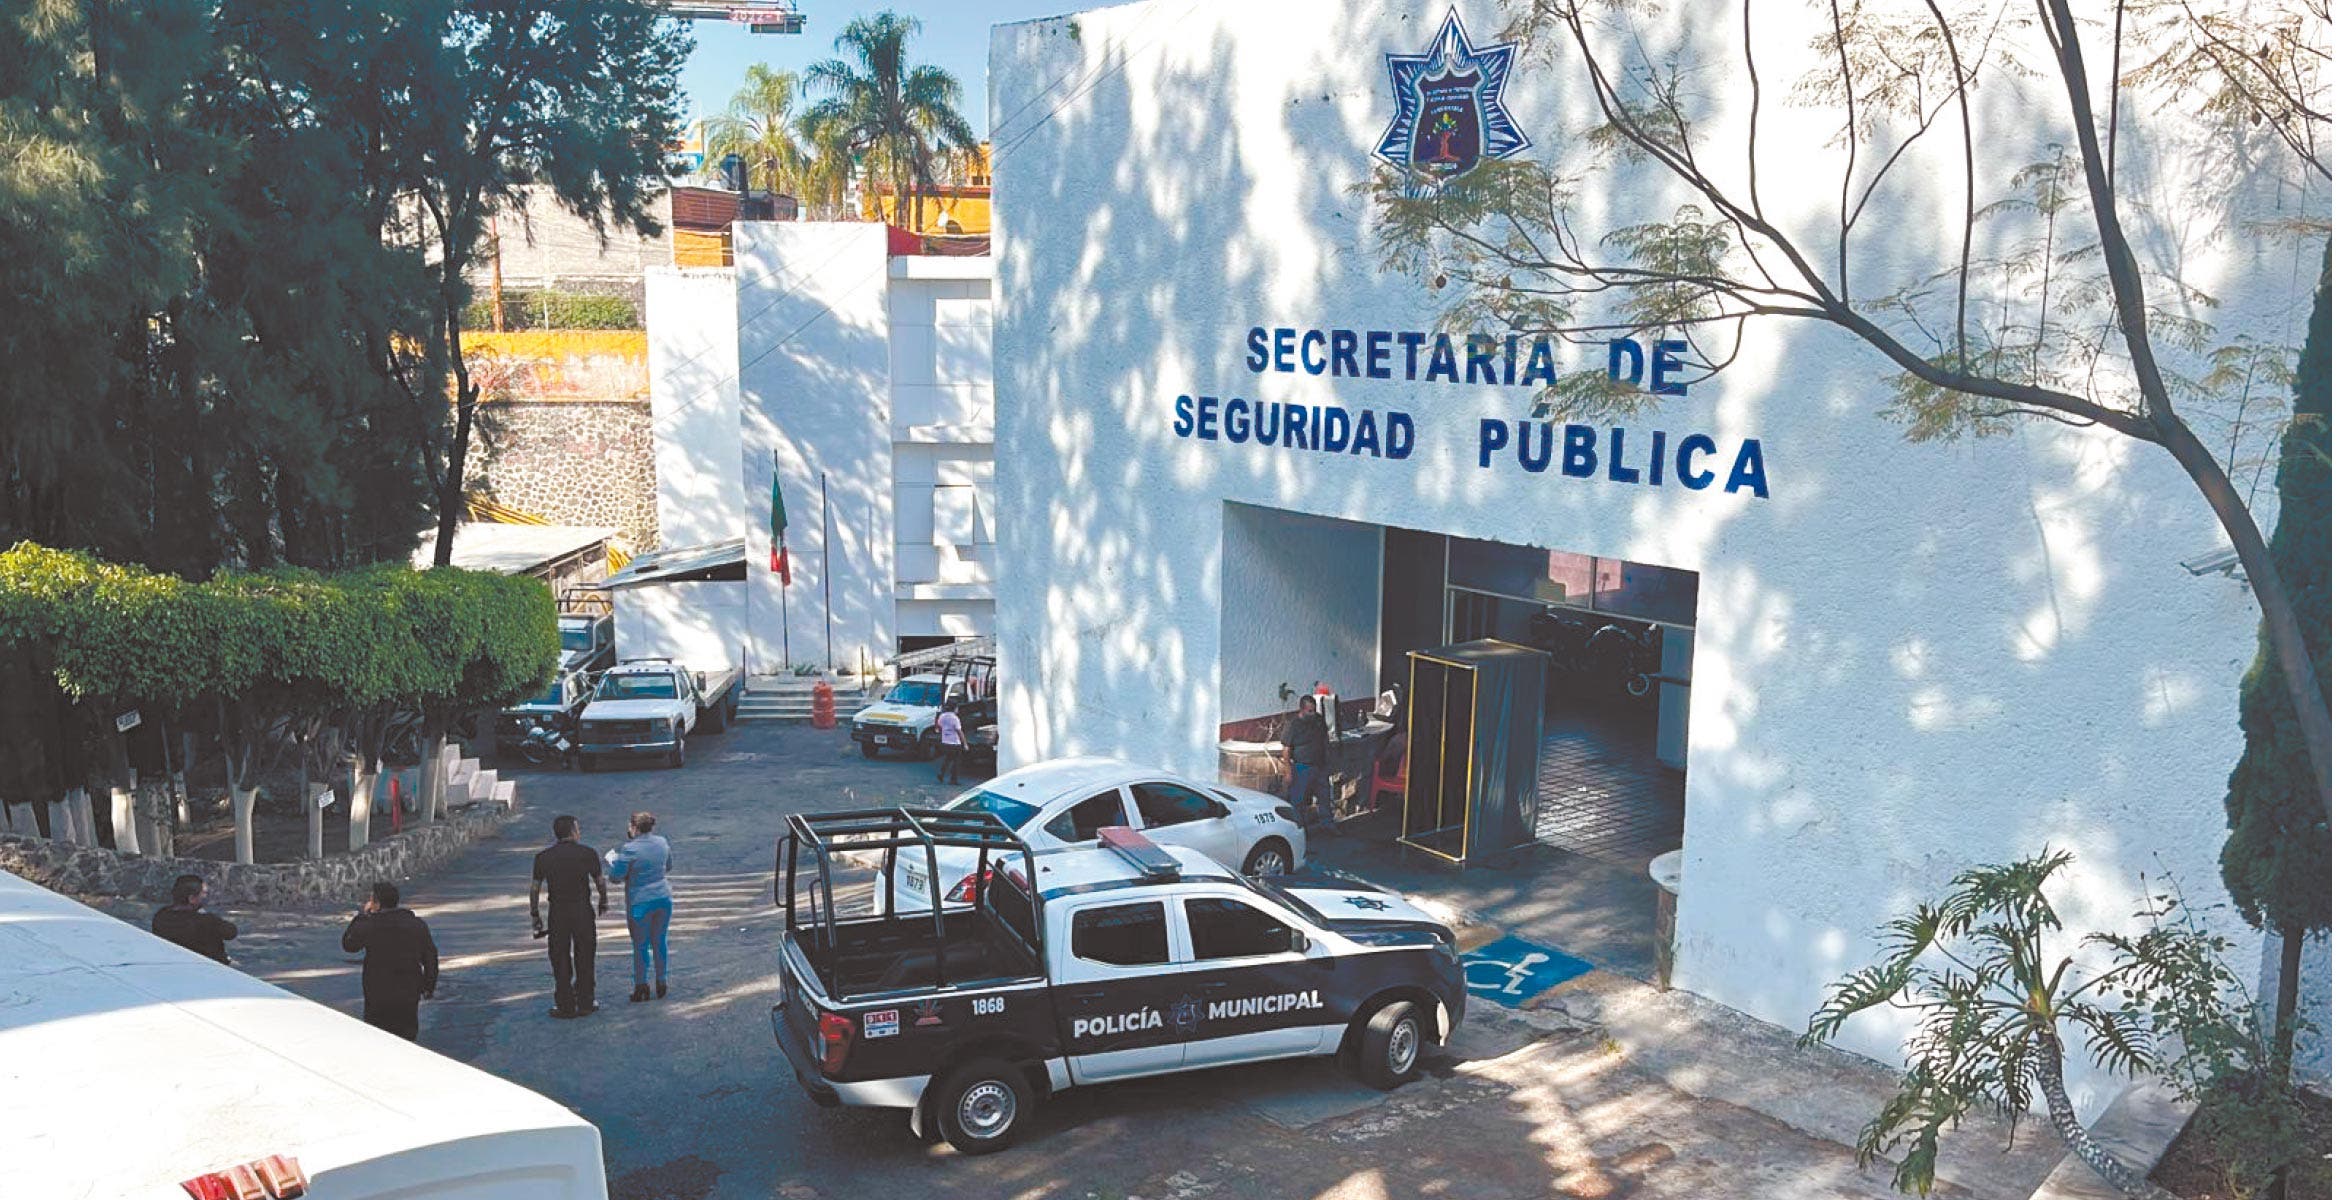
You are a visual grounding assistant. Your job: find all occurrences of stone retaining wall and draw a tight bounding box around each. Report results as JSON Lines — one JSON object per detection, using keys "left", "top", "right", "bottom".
{"left": 471, "top": 397, "right": 657, "bottom": 548}
{"left": 0, "top": 803, "right": 517, "bottom": 909}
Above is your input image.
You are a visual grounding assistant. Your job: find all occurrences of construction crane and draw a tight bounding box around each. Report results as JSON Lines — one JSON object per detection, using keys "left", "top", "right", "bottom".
{"left": 653, "top": 1, "right": 806, "bottom": 34}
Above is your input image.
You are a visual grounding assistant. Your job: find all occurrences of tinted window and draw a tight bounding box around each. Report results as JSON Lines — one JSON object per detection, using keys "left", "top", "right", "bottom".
{"left": 1071, "top": 902, "right": 1169, "bottom": 967}
{"left": 885, "top": 680, "right": 944, "bottom": 706}
{"left": 943, "top": 789, "right": 1042, "bottom": 831}
{"left": 1133, "top": 782, "right": 1218, "bottom": 829}
{"left": 1185, "top": 898, "right": 1296, "bottom": 961}
{"left": 1043, "top": 790, "right": 1126, "bottom": 845}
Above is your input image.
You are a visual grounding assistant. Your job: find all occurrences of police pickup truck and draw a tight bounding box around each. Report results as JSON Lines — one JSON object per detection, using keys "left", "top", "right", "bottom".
{"left": 770, "top": 810, "right": 1463, "bottom": 1155}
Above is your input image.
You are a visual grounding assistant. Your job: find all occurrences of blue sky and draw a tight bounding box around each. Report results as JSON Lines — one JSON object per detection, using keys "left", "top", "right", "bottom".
{"left": 679, "top": 4, "right": 1085, "bottom": 137}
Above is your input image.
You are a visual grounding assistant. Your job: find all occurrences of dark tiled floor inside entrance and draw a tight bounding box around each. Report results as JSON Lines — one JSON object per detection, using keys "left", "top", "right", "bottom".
{"left": 1533, "top": 705, "right": 1684, "bottom": 868}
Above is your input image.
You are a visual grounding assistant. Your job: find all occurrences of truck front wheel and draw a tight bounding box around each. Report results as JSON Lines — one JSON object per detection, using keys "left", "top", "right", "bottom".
{"left": 1354, "top": 1000, "right": 1426, "bottom": 1090}
{"left": 934, "top": 1057, "right": 1033, "bottom": 1155}
{"left": 666, "top": 733, "right": 686, "bottom": 769}
{"left": 859, "top": 741, "right": 880, "bottom": 759}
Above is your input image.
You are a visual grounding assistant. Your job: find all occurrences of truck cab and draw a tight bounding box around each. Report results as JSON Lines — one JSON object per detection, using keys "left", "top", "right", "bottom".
{"left": 771, "top": 813, "right": 1463, "bottom": 1155}
{"left": 576, "top": 658, "right": 740, "bottom": 770}
{"left": 849, "top": 673, "right": 967, "bottom": 759}
{"left": 496, "top": 663, "right": 594, "bottom": 758}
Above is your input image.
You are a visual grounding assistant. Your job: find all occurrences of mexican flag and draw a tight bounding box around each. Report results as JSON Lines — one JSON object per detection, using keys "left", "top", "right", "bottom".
{"left": 769, "top": 457, "right": 792, "bottom": 585}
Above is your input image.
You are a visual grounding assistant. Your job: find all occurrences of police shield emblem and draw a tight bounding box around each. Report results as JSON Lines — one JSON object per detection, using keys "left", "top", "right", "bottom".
{"left": 1377, "top": 9, "right": 1529, "bottom": 189}
{"left": 1412, "top": 68, "right": 1486, "bottom": 177}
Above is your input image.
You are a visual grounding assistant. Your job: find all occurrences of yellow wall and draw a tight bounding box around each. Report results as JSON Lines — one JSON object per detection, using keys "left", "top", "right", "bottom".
{"left": 860, "top": 144, "right": 994, "bottom": 235}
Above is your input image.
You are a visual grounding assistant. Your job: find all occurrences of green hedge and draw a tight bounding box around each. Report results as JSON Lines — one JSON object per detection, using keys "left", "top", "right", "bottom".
{"left": 0, "top": 543, "right": 558, "bottom": 720}
{"left": 460, "top": 289, "right": 640, "bottom": 331}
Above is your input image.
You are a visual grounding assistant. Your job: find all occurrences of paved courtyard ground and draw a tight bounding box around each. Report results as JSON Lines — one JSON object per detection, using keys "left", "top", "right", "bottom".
{"left": 101, "top": 723, "right": 2067, "bottom": 1200}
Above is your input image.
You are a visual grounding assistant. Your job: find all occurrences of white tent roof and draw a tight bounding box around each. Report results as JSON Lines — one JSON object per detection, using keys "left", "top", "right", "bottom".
{"left": 412, "top": 524, "right": 616, "bottom": 575}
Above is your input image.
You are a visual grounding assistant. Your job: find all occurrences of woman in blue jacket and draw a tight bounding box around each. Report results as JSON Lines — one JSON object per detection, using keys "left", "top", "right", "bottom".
{"left": 606, "top": 811, "right": 674, "bottom": 1002}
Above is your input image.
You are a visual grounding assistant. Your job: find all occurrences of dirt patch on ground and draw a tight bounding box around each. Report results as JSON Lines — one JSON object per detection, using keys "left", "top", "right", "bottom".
{"left": 2150, "top": 1097, "right": 2331, "bottom": 1200}
{"left": 607, "top": 1154, "right": 724, "bottom": 1200}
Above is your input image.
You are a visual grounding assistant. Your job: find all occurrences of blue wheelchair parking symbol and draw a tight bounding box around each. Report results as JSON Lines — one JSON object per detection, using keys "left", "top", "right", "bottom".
{"left": 1460, "top": 935, "right": 1593, "bottom": 1008}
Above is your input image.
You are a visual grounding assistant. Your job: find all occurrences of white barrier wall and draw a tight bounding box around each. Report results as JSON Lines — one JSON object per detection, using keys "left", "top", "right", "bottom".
{"left": 728, "top": 226, "right": 998, "bottom": 672}
{"left": 612, "top": 580, "right": 746, "bottom": 675}
{"left": 991, "top": 0, "right": 2325, "bottom": 1113}
{"left": 648, "top": 267, "right": 744, "bottom": 549}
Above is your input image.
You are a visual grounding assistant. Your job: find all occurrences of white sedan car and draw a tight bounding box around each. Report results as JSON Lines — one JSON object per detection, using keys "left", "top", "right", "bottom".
{"left": 881, "top": 756, "right": 1309, "bottom": 910}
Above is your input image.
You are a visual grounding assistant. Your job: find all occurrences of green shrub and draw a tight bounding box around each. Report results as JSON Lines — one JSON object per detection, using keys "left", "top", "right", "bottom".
{"left": 460, "top": 289, "right": 640, "bottom": 331}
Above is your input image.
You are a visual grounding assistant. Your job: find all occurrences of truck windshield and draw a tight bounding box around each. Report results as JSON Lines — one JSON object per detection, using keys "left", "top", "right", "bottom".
{"left": 942, "top": 789, "right": 1041, "bottom": 831}
{"left": 559, "top": 625, "right": 595, "bottom": 652}
{"left": 884, "top": 680, "right": 943, "bottom": 707}
{"left": 528, "top": 679, "right": 565, "bottom": 706}
{"left": 597, "top": 674, "right": 678, "bottom": 701}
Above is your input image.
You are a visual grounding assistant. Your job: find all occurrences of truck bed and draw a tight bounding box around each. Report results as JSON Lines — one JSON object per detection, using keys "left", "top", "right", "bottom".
{"left": 793, "top": 909, "right": 1040, "bottom": 998}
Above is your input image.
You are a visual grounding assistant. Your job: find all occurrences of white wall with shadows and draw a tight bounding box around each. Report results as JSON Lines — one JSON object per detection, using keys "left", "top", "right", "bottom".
{"left": 990, "top": 0, "right": 2325, "bottom": 1116}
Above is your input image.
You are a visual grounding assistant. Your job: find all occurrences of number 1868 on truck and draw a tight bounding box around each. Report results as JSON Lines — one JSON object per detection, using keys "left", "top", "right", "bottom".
{"left": 771, "top": 810, "right": 1465, "bottom": 1154}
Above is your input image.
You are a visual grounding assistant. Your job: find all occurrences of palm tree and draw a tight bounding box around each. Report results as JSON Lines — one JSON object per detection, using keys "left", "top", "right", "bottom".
{"left": 705, "top": 65, "right": 815, "bottom": 206}
{"left": 1804, "top": 853, "right": 2179, "bottom": 1200}
{"left": 801, "top": 13, "right": 979, "bottom": 231}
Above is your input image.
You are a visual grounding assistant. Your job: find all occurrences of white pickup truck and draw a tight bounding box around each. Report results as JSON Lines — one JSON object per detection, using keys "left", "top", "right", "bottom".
{"left": 849, "top": 673, "right": 968, "bottom": 759}
{"left": 0, "top": 870, "right": 606, "bottom": 1198}
{"left": 576, "top": 658, "right": 742, "bottom": 770}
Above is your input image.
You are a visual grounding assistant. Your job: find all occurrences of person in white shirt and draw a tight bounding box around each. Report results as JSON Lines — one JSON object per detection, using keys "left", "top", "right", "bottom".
{"left": 935, "top": 703, "right": 967, "bottom": 784}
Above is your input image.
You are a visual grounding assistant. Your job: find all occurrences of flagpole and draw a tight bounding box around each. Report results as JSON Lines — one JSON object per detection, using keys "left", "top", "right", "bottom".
{"left": 820, "top": 471, "right": 834, "bottom": 671}
{"left": 775, "top": 450, "right": 790, "bottom": 671}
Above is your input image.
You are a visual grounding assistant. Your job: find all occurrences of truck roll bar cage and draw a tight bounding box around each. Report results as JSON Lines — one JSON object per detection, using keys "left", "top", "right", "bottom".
{"left": 774, "top": 807, "right": 1041, "bottom": 996}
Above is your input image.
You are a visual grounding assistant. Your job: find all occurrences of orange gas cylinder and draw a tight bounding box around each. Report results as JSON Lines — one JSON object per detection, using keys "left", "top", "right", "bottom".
{"left": 811, "top": 680, "right": 837, "bottom": 730}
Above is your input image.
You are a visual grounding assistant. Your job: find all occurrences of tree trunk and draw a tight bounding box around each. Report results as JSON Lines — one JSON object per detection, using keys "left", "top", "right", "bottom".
{"left": 2159, "top": 418, "right": 2333, "bottom": 802}
{"left": 109, "top": 787, "right": 139, "bottom": 855}
{"left": 231, "top": 787, "right": 258, "bottom": 865}
{"left": 2035, "top": 1031, "right": 2182, "bottom": 1200}
{"left": 345, "top": 753, "right": 374, "bottom": 852}
{"left": 300, "top": 754, "right": 323, "bottom": 860}
{"left": 65, "top": 787, "right": 93, "bottom": 846}
{"left": 419, "top": 733, "right": 447, "bottom": 824}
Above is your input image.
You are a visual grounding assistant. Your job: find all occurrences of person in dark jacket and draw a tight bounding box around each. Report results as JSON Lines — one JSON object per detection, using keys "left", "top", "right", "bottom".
{"left": 1281, "top": 695, "right": 1333, "bottom": 828}
{"left": 341, "top": 881, "right": 440, "bottom": 1041}
{"left": 152, "top": 874, "right": 236, "bottom": 964}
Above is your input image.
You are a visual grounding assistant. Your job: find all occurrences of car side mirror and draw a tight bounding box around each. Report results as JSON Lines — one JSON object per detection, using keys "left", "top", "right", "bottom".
{"left": 1207, "top": 799, "right": 1230, "bottom": 819}
{"left": 1290, "top": 929, "right": 1311, "bottom": 954}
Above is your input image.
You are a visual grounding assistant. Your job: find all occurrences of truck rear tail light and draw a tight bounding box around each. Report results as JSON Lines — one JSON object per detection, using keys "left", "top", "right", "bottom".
{"left": 946, "top": 869, "right": 993, "bottom": 903}
{"left": 817, "top": 1011, "right": 855, "bottom": 1073}
{"left": 180, "top": 1155, "right": 308, "bottom": 1198}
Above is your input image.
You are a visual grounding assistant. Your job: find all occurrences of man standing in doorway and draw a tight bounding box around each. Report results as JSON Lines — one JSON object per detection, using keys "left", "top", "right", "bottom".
{"left": 1282, "top": 695, "right": 1332, "bottom": 830}
{"left": 935, "top": 702, "right": 966, "bottom": 785}
{"left": 531, "top": 814, "right": 606, "bottom": 1019}
{"left": 341, "top": 881, "right": 439, "bottom": 1041}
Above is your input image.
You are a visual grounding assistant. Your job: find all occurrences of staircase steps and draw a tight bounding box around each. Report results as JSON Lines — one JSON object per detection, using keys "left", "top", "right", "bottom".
{"left": 737, "top": 676, "right": 867, "bottom": 722}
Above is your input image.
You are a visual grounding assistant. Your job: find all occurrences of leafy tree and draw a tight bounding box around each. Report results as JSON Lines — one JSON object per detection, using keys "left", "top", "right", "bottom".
{"left": 1369, "top": 0, "right": 2333, "bottom": 801}
{"left": 2220, "top": 253, "right": 2332, "bottom": 1097}
{"left": 803, "top": 13, "right": 979, "bottom": 231}
{"left": 707, "top": 65, "right": 825, "bottom": 212}
{"left": 345, "top": 0, "right": 690, "bottom": 569}
{"left": 1805, "top": 853, "right": 2170, "bottom": 1199}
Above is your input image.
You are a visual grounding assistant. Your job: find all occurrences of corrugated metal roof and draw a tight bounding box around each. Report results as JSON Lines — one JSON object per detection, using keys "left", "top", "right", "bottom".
{"left": 412, "top": 524, "right": 616, "bottom": 575}
{"left": 598, "top": 537, "right": 745, "bottom": 588}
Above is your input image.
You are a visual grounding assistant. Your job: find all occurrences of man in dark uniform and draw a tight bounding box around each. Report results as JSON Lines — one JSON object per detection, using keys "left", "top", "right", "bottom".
{"left": 531, "top": 813, "right": 607, "bottom": 1019}
{"left": 1281, "top": 695, "right": 1333, "bottom": 829}
{"left": 151, "top": 874, "right": 236, "bottom": 963}
{"left": 340, "top": 881, "right": 439, "bottom": 1041}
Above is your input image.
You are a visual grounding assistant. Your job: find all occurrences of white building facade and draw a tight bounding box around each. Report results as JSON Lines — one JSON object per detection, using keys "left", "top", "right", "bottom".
{"left": 989, "top": 0, "right": 2328, "bottom": 1113}
{"left": 645, "top": 229, "right": 997, "bottom": 676}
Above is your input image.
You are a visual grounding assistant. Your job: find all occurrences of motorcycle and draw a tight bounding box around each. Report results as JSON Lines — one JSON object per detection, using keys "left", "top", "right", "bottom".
{"left": 516, "top": 720, "right": 576, "bottom": 768}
